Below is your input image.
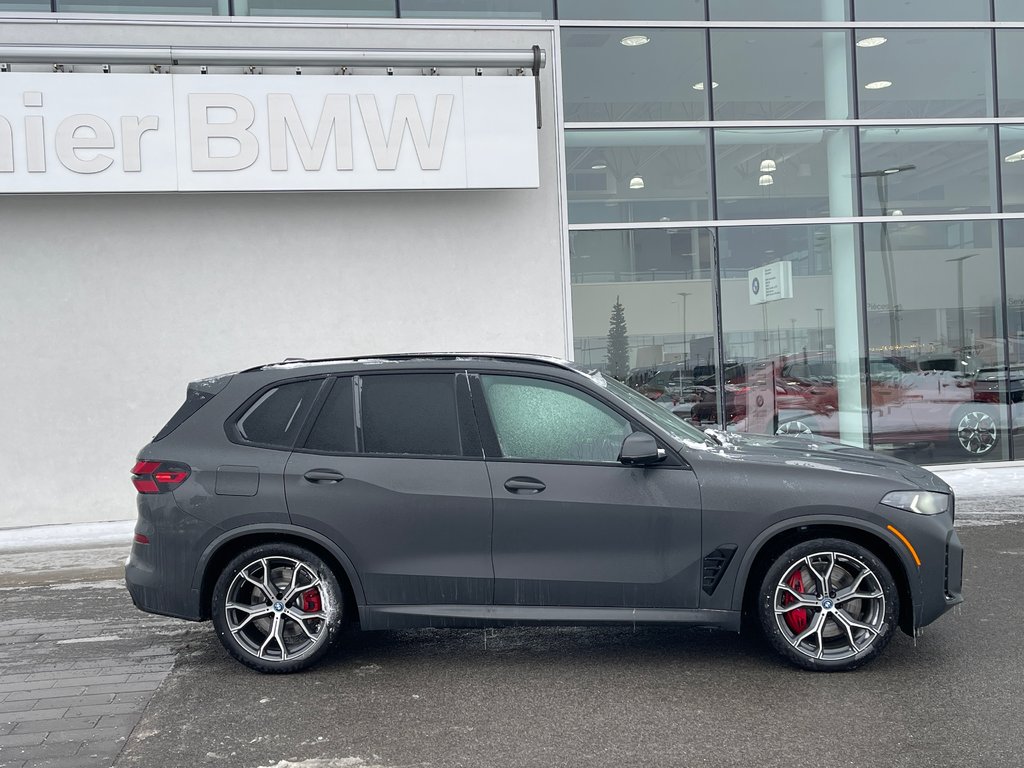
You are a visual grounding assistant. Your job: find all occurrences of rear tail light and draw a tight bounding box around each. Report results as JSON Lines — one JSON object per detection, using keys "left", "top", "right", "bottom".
{"left": 974, "top": 391, "right": 1000, "bottom": 404}
{"left": 132, "top": 460, "right": 191, "bottom": 494}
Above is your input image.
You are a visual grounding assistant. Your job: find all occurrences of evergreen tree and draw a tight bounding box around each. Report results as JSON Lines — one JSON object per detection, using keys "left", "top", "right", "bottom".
{"left": 606, "top": 296, "right": 630, "bottom": 380}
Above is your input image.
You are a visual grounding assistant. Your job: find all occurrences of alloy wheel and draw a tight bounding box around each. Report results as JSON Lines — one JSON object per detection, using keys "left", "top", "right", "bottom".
{"left": 772, "top": 551, "right": 886, "bottom": 662}
{"left": 956, "top": 410, "right": 998, "bottom": 455}
{"left": 224, "top": 555, "right": 331, "bottom": 663}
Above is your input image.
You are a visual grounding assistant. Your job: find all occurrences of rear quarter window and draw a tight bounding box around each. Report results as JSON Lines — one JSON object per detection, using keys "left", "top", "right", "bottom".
{"left": 235, "top": 379, "right": 323, "bottom": 449}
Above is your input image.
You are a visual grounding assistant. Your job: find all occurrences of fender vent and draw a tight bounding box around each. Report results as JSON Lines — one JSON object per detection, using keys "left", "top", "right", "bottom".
{"left": 702, "top": 545, "right": 738, "bottom": 596}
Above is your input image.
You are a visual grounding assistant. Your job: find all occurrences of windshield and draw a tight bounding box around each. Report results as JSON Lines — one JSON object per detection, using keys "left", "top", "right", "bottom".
{"left": 600, "top": 376, "right": 713, "bottom": 446}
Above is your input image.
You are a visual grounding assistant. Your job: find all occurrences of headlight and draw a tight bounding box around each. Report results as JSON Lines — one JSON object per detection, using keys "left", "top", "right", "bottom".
{"left": 881, "top": 490, "right": 949, "bottom": 516}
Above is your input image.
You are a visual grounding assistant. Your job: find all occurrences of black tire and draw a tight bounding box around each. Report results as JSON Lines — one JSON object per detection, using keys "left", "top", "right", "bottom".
{"left": 757, "top": 538, "right": 899, "bottom": 672}
{"left": 211, "top": 543, "right": 344, "bottom": 674}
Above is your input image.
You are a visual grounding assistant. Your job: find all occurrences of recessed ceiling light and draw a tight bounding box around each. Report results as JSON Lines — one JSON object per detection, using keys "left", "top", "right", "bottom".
{"left": 857, "top": 36, "right": 887, "bottom": 48}
{"left": 591, "top": 163, "right": 608, "bottom": 170}
{"left": 692, "top": 81, "right": 719, "bottom": 91}
{"left": 620, "top": 35, "right": 650, "bottom": 47}
{"left": 865, "top": 80, "right": 893, "bottom": 90}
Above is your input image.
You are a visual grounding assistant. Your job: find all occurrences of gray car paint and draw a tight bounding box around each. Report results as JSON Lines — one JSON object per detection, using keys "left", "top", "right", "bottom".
{"left": 125, "top": 355, "right": 963, "bottom": 638}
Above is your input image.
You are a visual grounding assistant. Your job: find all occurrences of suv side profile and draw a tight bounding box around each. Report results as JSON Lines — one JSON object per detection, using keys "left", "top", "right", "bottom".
{"left": 126, "top": 354, "right": 963, "bottom": 673}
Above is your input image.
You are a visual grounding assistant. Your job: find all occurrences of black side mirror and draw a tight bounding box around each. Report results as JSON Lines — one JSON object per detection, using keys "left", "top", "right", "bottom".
{"left": 619, "top": 431, "right": 666, "bottom": 466}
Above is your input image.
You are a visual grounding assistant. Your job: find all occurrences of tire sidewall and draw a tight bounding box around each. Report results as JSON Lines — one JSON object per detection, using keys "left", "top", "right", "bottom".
{"left": 757, "top": 537, "right": 899, "bottom": 672}
{"left": 211, "top": 542, "right": 343, "bottom": 674}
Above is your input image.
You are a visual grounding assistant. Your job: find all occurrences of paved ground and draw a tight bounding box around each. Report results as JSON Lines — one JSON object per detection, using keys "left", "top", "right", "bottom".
{"left": 1, "top": 499, "right": 1022, "bottom": 768}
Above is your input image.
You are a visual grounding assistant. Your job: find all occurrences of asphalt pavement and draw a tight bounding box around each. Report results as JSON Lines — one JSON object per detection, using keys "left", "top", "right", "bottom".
{"left": 2, "top": 500, "right": 1023, "bottom": 768}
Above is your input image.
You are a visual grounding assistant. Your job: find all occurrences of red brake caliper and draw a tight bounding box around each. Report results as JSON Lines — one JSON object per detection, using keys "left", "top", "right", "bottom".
{"left": 782, "top": 571, "right": 809, "bottom": 634}
{"left": 301, "top": 588, "right": 322, "bottom": 613}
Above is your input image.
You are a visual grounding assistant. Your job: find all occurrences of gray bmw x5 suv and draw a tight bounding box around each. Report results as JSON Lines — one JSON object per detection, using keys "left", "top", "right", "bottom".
{"left": 126, "top": 354, "right": 963, "bottom": 673}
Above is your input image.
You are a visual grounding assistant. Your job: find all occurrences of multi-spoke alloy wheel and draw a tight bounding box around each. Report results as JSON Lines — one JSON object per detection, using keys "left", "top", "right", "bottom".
{"left": 212, "top": 544, "right": 343, "bottom": 673}
{"left": 758, "top": 539, "right": 898, "bottom": 671}
{"left": 776, "top": 420, "right": 814, "bottom": 437}
{"left": 956, "top": 409, "right": 999, "bottom": 456}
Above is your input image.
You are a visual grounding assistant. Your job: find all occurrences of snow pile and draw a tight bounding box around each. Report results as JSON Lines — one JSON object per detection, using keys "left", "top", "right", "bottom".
{"left": 0, "top": 520, "right": 133, "bottom": 553}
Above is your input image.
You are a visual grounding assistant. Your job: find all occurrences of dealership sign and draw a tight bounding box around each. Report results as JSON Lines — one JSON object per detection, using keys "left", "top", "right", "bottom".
{"left": 0, "top": 73, "right": 539, "bottom": 193}
{"left": 748, "top": 260, "right": 794, "bottom": 305}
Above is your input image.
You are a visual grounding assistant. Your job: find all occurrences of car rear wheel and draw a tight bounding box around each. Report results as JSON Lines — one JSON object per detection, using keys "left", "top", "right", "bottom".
{"left": 776, "top": 419, "right": 814, "bottom": 437}
{"left": 211, "top": 543, "right": 343, "bottom": 673}
{"left": 954, "top": 407, "right": 999, "bottom": 457}
{"left": 758, "top": 538, "right": 899, "bottom": 672}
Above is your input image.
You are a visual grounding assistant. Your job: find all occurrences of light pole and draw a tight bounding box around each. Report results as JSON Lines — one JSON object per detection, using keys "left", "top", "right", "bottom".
{"left": 677, "top": 291, "right": 691, "bottom": 372}
{"left": 860, "top": 164, "right": 915, "bottom": 349}
{"left": 946, "top": 253, "right": 978, "bottom": 356}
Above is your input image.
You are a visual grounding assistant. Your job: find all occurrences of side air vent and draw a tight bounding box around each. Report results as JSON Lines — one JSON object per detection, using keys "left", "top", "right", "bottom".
{"left": 702, "top": 545, "right": 738, "bottom": 596}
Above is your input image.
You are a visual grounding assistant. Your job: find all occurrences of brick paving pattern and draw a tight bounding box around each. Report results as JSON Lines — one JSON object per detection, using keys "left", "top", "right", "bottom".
{"left": 0, "top": 578, "right": 186, "bottom": 768}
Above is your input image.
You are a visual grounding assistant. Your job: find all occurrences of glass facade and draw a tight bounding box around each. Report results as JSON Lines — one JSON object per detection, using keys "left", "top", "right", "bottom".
{"left": 563, "top": 4, "right": 1024, "bottom": 465}
{"left": 5, "top": 0, "right": 1024, "bottom": 464}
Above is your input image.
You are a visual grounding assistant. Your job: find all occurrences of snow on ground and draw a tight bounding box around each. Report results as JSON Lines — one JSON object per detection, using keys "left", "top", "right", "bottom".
{"left": 0, "top": 519, "right": 134, "bottom": 553}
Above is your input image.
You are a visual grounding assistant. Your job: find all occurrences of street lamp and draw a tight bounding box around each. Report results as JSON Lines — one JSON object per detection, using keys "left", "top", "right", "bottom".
{"left": 860, "top": 164, "right": 916, "bottom": 349}
{"left": 677, "top": 291, "right": 691, "bottom": 372}
{"left": 946, "top": 253, "right": 978, "bottom": 356}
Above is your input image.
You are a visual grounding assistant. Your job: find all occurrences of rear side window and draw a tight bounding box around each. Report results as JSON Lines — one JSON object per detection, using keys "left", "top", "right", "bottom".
{"left": 236, "top": 379, "right": 322, "bottom": 448}
{"left": 304, "top": 378, "right": 356, "bottom": 453}
{"left": 360, "top": 374, "right": 462, "bottom": 456}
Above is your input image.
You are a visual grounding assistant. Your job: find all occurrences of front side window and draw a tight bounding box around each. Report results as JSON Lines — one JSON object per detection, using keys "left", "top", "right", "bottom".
{"left": 236, "top": 379, "right": 322, "bottom": 448}
{"left": 480, "top": 375, "right": 631, "bottom": 463}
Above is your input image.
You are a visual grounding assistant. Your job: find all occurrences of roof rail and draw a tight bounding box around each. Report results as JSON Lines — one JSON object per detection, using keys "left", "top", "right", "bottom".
{"left": 241, "top": 352, "right": 577, "bottom": 374}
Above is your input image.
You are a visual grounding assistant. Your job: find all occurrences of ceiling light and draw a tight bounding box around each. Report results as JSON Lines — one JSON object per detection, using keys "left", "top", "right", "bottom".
{"left": 629, "top": 175, "right": 645, "bottom": 190}
{"left": 857, "top": 36, "right": 887, "bottom": 48}
{"left": 758, "top": 174, "right": 774, "bottom": 187}
{"left": 692, "top": 81, "right": 719, "bottom": 91}
{"left": 883, "top": 167, "right": 901, "bottom": 174}
{"left": 759, "top": 159, "right": 777, "bottom": 173}
{"left": 890, "top": 209, "right": 904, "bottom": 216}
{"left": 591, "top": 163, "right": 608, "bottom": 170}
{"left": 1005, "top": 150, "right": 1024, "bottom": 163}
{"left": 620, "top": 35, "right": 650, "bottom": 47}
{"left": 865, "top": 80, "right": 893, "bottom": 90}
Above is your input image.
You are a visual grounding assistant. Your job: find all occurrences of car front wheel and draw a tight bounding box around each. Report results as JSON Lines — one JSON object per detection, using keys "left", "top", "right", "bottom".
{"left": 758, "top": 538, "right": 899, "bottom": 672}
{"left": 211, "top": 543, "right": 344, "bottom": 673}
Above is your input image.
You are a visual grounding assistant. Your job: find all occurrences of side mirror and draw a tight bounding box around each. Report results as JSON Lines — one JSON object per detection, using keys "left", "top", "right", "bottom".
{"left": 619, "top": 431, "right": 666, "bottom": 466}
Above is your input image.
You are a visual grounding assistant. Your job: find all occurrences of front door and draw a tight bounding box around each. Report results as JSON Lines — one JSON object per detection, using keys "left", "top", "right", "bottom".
{"left": 472, "top": 373, "right": 703, "bottom": 609}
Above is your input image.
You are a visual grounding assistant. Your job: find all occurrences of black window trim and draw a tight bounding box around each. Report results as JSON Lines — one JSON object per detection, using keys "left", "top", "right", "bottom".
{"left": 468, "top": 370, "right": 685, "bottom": 468}
{"left": 224, "top": 375, "right": 333, "bottom": 452}
{"left": 290, "top": 370, "right": 485, "bottom": 461}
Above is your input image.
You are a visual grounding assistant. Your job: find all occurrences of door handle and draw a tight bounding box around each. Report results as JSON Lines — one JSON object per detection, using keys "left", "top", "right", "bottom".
{"left": 504, "top": 477, "right": 546, "bottom": 494}
{"left": 303, "top": 469, "right": 345, "bottom": 484}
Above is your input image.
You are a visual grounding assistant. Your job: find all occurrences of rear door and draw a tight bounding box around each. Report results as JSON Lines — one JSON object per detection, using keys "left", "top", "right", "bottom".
{"left": 471, "top": 372, "right": 703, "bottom": 609}
{"left": 284, "top": 372, "right": 494, "bottom": 606}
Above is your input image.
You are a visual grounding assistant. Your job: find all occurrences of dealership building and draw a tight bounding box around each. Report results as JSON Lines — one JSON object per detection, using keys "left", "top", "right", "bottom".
{"left": 2, "top": 0, "right": 1023, "bottom": 527}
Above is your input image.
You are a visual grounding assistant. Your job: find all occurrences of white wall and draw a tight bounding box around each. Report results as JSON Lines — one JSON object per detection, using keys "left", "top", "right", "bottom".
{"left": 0, "top": 17, "right": 565, "bottom": 528}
